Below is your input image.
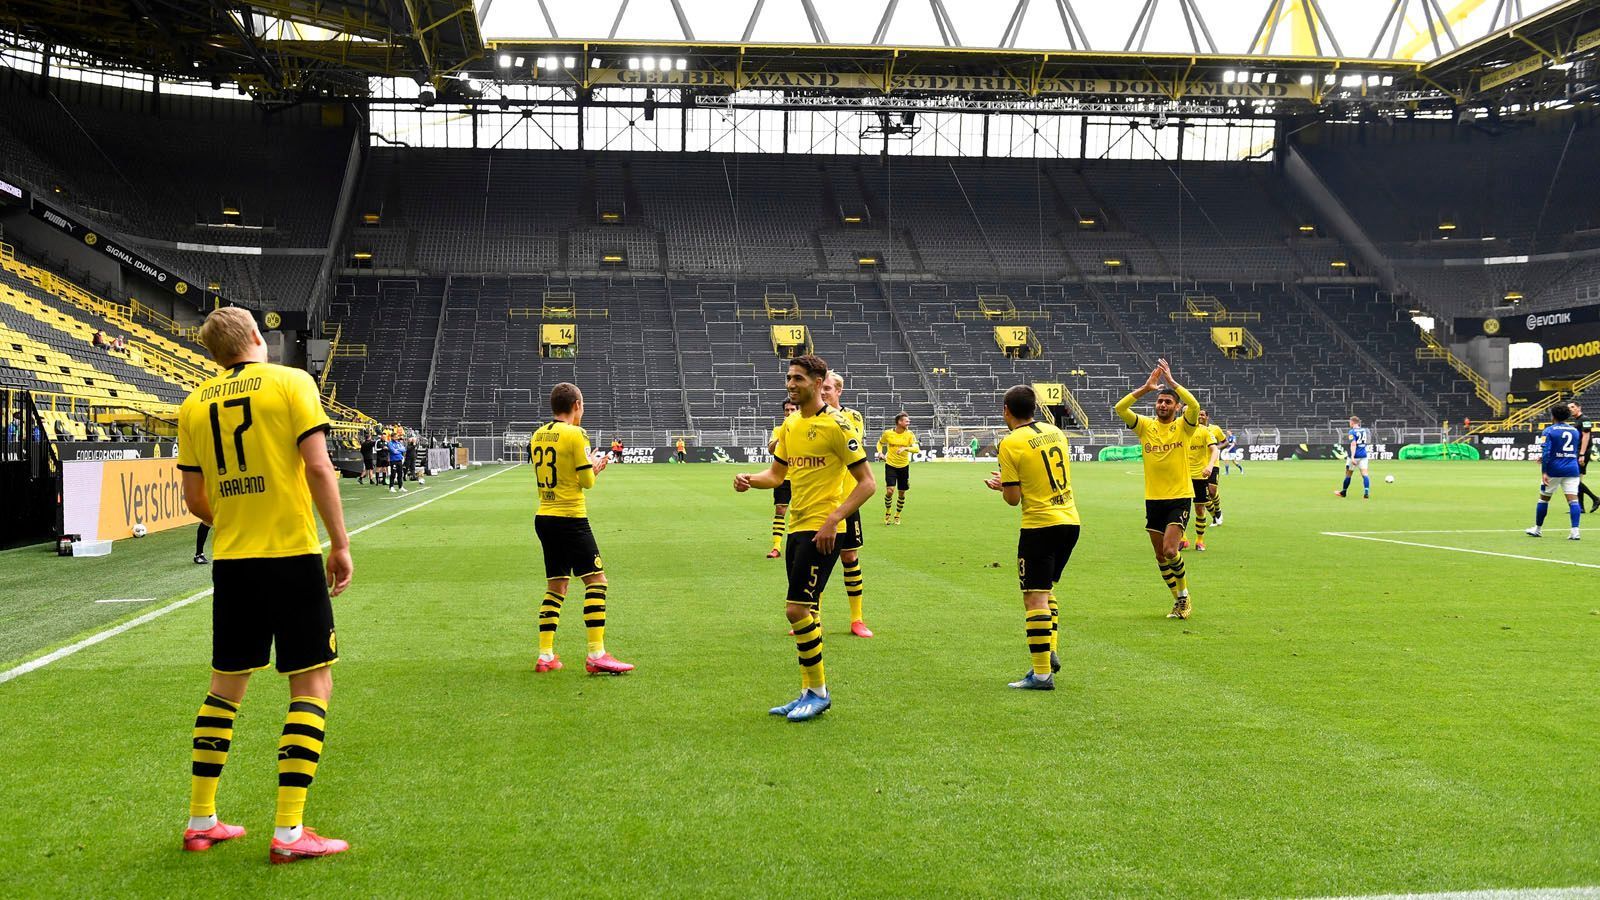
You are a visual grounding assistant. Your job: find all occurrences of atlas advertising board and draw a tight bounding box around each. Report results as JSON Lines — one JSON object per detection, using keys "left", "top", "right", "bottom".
{"left": 61, "top": 457, "right": 198, "bottom": 541}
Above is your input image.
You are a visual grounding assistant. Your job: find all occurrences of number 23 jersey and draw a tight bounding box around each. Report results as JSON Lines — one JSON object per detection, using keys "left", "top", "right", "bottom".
{"left": 177, "top": 362, "right": 332, "bottom": 560}
{"left": 998, "top": 421, "right": 1080, "bottom": 528}
{"left": 530, "top": 420, "right": 595, "bottom": 518}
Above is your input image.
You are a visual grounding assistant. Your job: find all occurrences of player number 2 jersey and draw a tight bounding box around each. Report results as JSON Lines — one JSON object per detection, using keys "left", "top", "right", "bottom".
{"left": 998, "top": 421, "right": 1080, "bottom": 528}
{"left": 531, "top": 420, "right": 595, "bottom": 518}
{"left": 877, "top": 428, "right": 920, "bottom": 467}
{"left": 176, "top": 362, "right": 331, "bottom": 560}
{"left": 1542, "top": 423, "right": 1582, "bottom": 477}
{"left": 775, "top": 408, "right": 867, "bottom": 533}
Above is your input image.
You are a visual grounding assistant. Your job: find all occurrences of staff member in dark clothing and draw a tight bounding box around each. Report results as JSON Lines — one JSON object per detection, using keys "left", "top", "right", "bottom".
{"left": 1572, "top": 402, "right": 1599, "bottom": 513}
{"left": 358, "top": 433, "right": 375, "bottom": 484}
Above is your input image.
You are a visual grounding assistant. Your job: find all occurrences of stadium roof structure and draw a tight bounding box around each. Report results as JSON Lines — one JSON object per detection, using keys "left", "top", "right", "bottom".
{"left": 0, "top": 0, "right": 1596, "bottom": 110}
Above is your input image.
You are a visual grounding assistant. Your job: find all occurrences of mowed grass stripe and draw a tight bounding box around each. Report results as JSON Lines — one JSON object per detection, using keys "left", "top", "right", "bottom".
{"left": 2, "top": 462, "right": 1599, "bottom": 897}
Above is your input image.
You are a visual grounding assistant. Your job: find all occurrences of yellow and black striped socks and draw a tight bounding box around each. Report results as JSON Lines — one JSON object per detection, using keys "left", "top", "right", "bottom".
{"left": 1048, "top": 594, "right": 1060, "bottom": 653}
{"left": 1158, "top": 558, "right": 1180, "bottom": 598}
{"left": 583, "top": 584, "right": 607, "bottom": 656}
{"left": 895, "top": 493, "right": 906, "bottom": 519}
{"left": 883, "top": 490, "right": 894, "bottom": 517}
{"left": 276, "top": 697, "right": 326, "bottom": 830}
{"left": 189, "top": 693, "right": 238, "bottom": 820}
{"left": 1025, "top": 609, "right": 1053, "bottom": 676}
{"left": 1171, "top": 554, "right": 1188, "bottom": 595}
{"left": 792, "top": 613, "right": 826, "bottom": 692}
{"left": 771, "top": 510, "right": 785, "bottom": 549}
{"left": 538, "top": 589, "right": 564, "bottom": 657}
{"left": 1194, "top": 506, "right": 1209, "bottom": 541}
{"left": 1209, "top": 496, "right": 1222, "bottom": 520}
{"left": 843, "top": 561, "right": 865, "bottom": 623}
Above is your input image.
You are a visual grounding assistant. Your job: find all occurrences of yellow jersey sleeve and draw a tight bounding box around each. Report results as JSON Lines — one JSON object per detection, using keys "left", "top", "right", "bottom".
{"left": 177, "top": 397, "right": 202, "bottom": 472}
{"left": 832, "top": 415, "right": 868, "bottom": 469}
{"left": 998, "top": 435, "right": 1021, "bottom": 486}
{"left": 284, "top": 367, "right": 332, "bottom": 444}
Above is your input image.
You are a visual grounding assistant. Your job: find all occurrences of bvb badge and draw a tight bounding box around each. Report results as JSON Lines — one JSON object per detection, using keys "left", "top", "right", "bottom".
{"left": 84, "top": 232, "right": 98, "bottom": 246}
{"left": 593, "top": 555, "right": 603, "bottom": 571}
{"left": 265, "top": 311, "right": 282, "bottom": 329}
{"left": 807, "top": 425, "right": 819, "bottom": 441}
{"left": 328, "top": 631, "right": 337, "bottom": 653}
{"left": 1483, "top": 318, "right": 1501, "bottom": 336}
{"left": 175, "top": 282, "right": 189, "bottom": 296}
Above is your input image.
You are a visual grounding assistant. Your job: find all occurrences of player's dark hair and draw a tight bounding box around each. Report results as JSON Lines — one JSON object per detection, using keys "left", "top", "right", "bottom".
{"left": 1157, "top": 388, "right": 1179, "bottom": 401}
{"left": 1003, "top": 385, "right": 1036, "bottom": 419}
{"left": 789, "top": 353, "right": 828, "bottom": 381}
{"left": 550, "top": 382, "right": 581, "bottom": 414}
{"left": 782, "top": 398, "right": 798, "bottom": 412}
{"left": 1552, "top": 404, "right": 1570, "bottom": 422}
{"left": 895, "top": 412, "right": 909, "bottom": 424}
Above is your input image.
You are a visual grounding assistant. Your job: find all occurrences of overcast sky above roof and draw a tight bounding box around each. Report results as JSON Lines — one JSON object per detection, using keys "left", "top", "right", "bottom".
{"left": 478, "top": 0, "right": 1560, "bottom": 60}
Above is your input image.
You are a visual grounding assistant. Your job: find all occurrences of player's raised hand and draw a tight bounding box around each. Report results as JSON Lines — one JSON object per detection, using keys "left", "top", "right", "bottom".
{"left": 1158, "top": 357, "right": 1174, "bottom": 383}
{"left": 734, "top": 472, "right": 753, "bottom": 492}
{"left": 984, "top": 470, "right": 1003, "bottom": 491}
{"left": 1143, "top": 364, "right": 1163, "bottom": 391}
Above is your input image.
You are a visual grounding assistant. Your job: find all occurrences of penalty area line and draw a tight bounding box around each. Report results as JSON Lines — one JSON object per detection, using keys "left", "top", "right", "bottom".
{"left": 0, "top": 464, "right": 521, "bottom": 687}
{"left": 1321, "top": 531, "right": 1600, "bottom": 570}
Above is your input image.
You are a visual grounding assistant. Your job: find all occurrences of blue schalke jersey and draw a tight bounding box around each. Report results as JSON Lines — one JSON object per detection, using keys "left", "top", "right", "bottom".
{"left": 1541, "top": 423, "right": 1582, "bottom": 477}
{"left": 1347, "top": 427, "right": 1372, "bottom": 459}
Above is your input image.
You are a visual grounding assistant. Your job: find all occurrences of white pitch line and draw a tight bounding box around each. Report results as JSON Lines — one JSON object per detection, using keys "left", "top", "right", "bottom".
{"left": 1317, "top": 887, "right": 1600, "bottom": 899}
{"left": 94, "top": 598, "right": 156, "bottom": 604}
{"left": 1, "top": 464, "right": 520, "bottom": 687}
{"left": 1322, "top": 531, "right": 1600, "bottom": 570}
{"left": 1335, "top": 529, "right": 1524, "bottom": 535}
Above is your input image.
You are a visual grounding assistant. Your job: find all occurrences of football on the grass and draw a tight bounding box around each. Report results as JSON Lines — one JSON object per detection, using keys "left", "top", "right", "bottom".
{"left": 1385, "top": 475, "right": 1395, "bottom": 483}
{"left": 131, "top": 523, "right": 148, "bottom": 537}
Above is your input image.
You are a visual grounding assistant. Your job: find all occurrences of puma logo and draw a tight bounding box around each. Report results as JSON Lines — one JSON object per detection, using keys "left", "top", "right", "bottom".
{"left": 195, "top": 738, "right": 222, "bottom": 749}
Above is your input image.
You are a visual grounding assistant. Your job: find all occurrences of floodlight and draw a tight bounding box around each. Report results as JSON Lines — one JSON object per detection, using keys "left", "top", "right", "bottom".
{"left": 1222, "top": 70, "right": 1236, "bottom": 83}
{"left": 591, "top": 57, "right": 602, "bottom": 68}
{"left": 497, "top": 53, "right": 512, "bottom": 67}
{"left": 1266, "top": 72, "right": 1277, "bottom": 83}
{"left": 1299, "top": 74, "right": 1313, "bottom": 86}
{"left": 643, "top": 57, "right": 657, "bottom": 71}
{"left": 628, "top": 58, "right": 640, "bottom": 70}
{"left": 676, "top": 58, "right": 687, "bottom": 70}
{"left": 564, "top": 56, "right": 576, "bottom": 69}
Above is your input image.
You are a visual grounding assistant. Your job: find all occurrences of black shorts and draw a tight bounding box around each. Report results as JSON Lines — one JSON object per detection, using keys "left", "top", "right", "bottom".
{"left": 211, "top": 554, "right": 337, "bottom": 675}
{"left": 884, "top": 464, "right": 910, "bottom": 491}
{"left": 774, "top": 480, "right": 792, "bottom": 506}
{"left": 1017, "top": 524, "right": 1080, "bottom": 592}
{"left": 837, "top": 511, "right": 864, "bottom": 552}
{"left": 375, "top": 453, "right": 390, "bottom": 466}
{"left": 1145, "top": 498, "right": 1191, "bottom": 534}
{"left": 360, "top": 450, "right": 373, "bottom": 467}
{"left": 784, "top": 531, "right": 842, "bottom": 604}
{"left": 1208, "top": 470, "right": 1219, "bottom": 486}
{"left": 1192, "top": 478, "right": 1211, "bottom": 502}
{"left": 534, "top": 515, "right": 604, "bottom": 579}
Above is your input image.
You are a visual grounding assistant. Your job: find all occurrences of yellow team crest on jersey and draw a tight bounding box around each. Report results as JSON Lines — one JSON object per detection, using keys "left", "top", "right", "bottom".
{"left": 593, "top": 555, "right": 604, "bottom": 571}
{"left": 328, "top": 630, "right": 337, "bottom": 653}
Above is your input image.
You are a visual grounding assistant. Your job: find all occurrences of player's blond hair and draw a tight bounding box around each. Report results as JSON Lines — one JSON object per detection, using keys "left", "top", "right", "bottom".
{"left": 196, "top": 307, "right": 259, "bottom": 363}
{"left": 827, "top": 371, "right": 845, "bottom": 389}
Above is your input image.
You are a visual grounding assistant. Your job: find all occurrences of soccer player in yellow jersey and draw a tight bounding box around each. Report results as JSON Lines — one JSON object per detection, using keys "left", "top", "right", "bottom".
{"left": 1201, "top": 412, "right": 1227, "bottom": 528}
{"left": 532, "top": 383, "right": 633, "bottom": 675}
{"left": 1114, "top": 359, "right": 1201, "bottom": 619}
{"left": 765, "top": 398, "right": 798, "bottom": 559}
{"left": 173, "top": 307, "right": 352, "bottom": 862}
{"left": 735, "top": 354, "right": 876, "bottom": 721}
{"left": 1183, "top": 410, "right": 1223, "bottom": 552}
{"left": 820, "top": 371, "right": 875, "bottom": 638}
{"left": 986, "top": 385, "right": 1080, "bottom": 691}
{"left": 876, "top": 413, "right": 920, "bottom": 524}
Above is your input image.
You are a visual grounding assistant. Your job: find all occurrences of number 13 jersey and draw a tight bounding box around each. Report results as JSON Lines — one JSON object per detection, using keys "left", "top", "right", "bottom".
{"left": 530, "top": 420, "right": 595, "bottom": 518}
{"left": 177, "top": 361, "right": 332, "bottom": 559}
{"left": 998, "top": 421, "right": 1081, "bottom": 528}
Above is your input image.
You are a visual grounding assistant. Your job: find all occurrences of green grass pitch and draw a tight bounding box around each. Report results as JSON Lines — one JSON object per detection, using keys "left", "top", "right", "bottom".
{"left": 3, "top": 460, "right": 1599, "bottom": 897}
